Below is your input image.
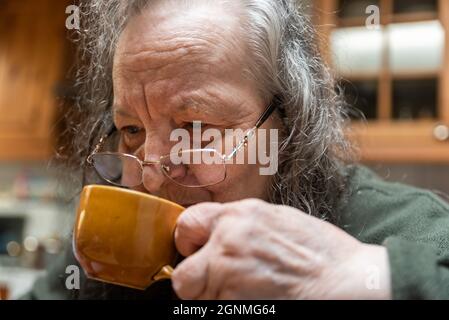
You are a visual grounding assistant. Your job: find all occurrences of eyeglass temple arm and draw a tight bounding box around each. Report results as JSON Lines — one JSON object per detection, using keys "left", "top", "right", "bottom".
{"left": 87, "top": 124, "right": 118, "bottom": 164}
{"left": 89, "top": 103, "right": 277, "bottom": 163}
{"left": 255, "top": 102, "right": 277, "bottom": 129}
{"left": 224, "top": 102, "right": 277, "bottom": 161}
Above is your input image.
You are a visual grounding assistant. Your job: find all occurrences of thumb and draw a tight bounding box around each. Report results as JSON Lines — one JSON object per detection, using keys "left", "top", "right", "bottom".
{"left": 172, "top": 243, "right": 212, "bottom": 300}
{"left": 174, "top": 202, "right": 224, "bottom": 257}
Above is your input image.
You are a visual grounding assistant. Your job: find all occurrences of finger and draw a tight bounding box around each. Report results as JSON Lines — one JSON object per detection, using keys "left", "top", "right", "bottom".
{"left": 175, "top": 202, "right": 224, "bottom": 257}
{"left": 171, "top": 243, "right": 213, "bottom": 300}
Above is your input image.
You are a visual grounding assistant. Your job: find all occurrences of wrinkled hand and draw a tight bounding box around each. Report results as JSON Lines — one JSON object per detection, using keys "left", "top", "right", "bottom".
{"left": 172, "top": 199, "right": 391, "bottom": 300}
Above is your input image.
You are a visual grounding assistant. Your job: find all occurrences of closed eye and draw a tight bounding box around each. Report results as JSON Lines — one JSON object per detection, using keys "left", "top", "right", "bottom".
{"left": 121, "top": 125, "right": 142, "bottom": 135}
{"left": 119, "top": 125, "right": 145, "bottom": 152}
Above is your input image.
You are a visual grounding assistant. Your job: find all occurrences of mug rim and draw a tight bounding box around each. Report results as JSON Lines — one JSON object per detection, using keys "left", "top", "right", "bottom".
{"left": 83, "top": 184, "right": 186, "bottom": 211}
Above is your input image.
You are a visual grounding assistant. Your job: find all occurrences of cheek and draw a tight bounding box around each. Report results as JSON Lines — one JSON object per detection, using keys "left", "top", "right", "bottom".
{"left": 206, "top": 163, "right": 271, "bottom": 202}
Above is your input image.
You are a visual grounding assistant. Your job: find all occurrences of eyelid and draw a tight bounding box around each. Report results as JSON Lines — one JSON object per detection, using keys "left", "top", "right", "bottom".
{"left": 114, "top": 121, "right": 142, "bottom": 131}
{"left": 113, "top": 113, "right": 143, "bottom": 129}
{"left": 119, "top": 126, "right": 145, "bottom": 152}
{"left": 120, "top": 125, "right": 145, "bottom": 136}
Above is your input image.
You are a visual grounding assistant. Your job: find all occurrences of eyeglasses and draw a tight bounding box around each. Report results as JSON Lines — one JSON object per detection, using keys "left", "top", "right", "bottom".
{"left": 86, "top": 103, "right": 277, "bottom": 188}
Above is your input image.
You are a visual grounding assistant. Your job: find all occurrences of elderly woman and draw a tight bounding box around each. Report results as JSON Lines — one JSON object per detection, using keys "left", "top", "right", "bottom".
{"left": 26, "top": 0, "right": 449, "bottom": 300}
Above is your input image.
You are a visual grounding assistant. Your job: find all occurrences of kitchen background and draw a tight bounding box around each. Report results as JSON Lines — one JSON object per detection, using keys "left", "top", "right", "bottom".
{"left": 0, "top": 0, "right": 448, "bottom": 299}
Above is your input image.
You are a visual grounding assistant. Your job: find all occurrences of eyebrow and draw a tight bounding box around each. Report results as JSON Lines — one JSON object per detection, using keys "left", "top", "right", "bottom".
{"left": 179, "top": 95, "right": 232, "bottom": 117}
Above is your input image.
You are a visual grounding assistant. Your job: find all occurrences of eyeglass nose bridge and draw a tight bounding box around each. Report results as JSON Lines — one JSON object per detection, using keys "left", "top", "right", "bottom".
{"left": 139, "top": 157, "right": 174, "bottom": 185}
{"left": 140, "top": 159, "right": 169, "bottom": 174}
{"left": 140, "top": 159, "right": 161, "bottom": 166}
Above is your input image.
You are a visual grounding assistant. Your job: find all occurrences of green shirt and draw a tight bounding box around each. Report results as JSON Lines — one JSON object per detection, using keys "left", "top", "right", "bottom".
{"left": 338, "top": 165, "right": 449, "bottom": 299}
{"left": 22, "top": 165, "right": 449, "bottom": 299}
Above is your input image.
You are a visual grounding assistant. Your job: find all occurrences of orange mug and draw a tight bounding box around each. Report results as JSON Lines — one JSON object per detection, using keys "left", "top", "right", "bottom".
{"left": 73, "top": 185, "right": 185, "bottom": 290}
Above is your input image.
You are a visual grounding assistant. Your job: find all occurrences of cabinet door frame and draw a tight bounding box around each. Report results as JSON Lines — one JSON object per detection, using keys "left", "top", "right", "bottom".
{"left": 314, "top": 0, "right": 449, "bottom": 164}
{"left": 0, "top": 0, "right": 69, "bottom": 161}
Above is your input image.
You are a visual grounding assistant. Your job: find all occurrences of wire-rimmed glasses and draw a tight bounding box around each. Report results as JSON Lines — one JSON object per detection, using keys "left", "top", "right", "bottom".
{"left": 86, "top": 103, "right": 276, "bottom": 188}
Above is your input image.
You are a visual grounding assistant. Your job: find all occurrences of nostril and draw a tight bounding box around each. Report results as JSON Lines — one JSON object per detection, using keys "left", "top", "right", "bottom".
{"left": 164, "top": 164, "right": 187, "bottom": 180}
{"left": 141, "top": 164, "right": 167, "bottom": 193}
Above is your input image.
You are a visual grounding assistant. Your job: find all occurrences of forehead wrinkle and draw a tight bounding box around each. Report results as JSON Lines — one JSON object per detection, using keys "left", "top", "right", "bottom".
{"left": 115, "top": 5, "right": 248, "bottom": 74}
{"left": 116, "top": 33, "right": 242, "bottom": 77}
{"left": 113, "top": 4, "right": 254, "bottom": 126}
{"left": 118, "top": 40, "right": 208, "bottom": 72}
{"left": 177, "top": 89, "right": 248, "bottom": 123}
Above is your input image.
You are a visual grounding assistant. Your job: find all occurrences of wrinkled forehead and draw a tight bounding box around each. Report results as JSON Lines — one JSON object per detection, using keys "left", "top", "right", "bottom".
{"left": 113, "top": 1, "right": 247, "bottom": 70}
{"left": 111, "top": 2, "right": 257, "bottom": 120}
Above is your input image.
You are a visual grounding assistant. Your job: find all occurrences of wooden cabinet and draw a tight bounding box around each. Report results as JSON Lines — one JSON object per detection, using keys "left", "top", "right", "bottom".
{"left": 313, "top": 0, "right": 449, "bottom": 163}
{"left": 0, "top": 0, "right": 70, "bottom": 161}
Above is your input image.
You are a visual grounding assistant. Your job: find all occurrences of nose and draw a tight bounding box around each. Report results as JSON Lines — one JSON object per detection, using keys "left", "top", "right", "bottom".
{"left": 141, "top": 136, "right": 171, "bottom": 194}
{"left": 141, "top": 159, "right": 166, "bottom": 194}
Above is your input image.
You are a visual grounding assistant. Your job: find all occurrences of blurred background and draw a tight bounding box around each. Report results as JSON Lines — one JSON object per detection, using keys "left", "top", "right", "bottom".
{"left": 0, "top": 0, "right": 448, "bottom": 299}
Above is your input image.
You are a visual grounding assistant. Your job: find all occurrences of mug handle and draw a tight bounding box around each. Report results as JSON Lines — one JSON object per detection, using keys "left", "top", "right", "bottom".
{"left": 153, "top": 265, "right": 174, "bottom": 281}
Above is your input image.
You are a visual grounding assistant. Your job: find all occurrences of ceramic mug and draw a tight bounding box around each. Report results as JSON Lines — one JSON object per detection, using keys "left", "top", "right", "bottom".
{"left": 73, "top": 185, "right": 184, "bottom": 290}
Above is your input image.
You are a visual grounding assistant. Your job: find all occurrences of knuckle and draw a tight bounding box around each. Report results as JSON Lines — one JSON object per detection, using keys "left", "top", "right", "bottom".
{"left": 176, "top": 210, "right": 193, "bottom": 230}
{"left": 243, "top": 198, "right": 266, "bottom": 210}
{"left": 215, "top": 219, "right": 240, "bottom": 248}
{"left": 215, "top": 216, "right": 253, "bottom": 254}
{"left": 177, "top": 208, "right": 203, "bottom": 234}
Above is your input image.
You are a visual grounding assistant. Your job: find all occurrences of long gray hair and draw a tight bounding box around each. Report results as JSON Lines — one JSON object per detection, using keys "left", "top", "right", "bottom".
{"left": 62, "top": 0, "right": 354, "bottom": 224}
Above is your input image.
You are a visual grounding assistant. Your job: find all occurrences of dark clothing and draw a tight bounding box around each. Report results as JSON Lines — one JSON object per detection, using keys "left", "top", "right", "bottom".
{"left": 22, "top": 165, "right": 449, "bottom": 299}
{"left": 338, "top": 165, "right": 449, "bottom": 299}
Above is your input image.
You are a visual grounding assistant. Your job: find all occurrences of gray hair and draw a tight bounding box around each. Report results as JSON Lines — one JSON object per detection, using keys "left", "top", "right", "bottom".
{"left": 63, "top": 0, "right": 354, "bottom": 223}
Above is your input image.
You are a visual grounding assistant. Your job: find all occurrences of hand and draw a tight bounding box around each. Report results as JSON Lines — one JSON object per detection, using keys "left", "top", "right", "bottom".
{"left": 172, "top": 199, "right": 391, "bottom": 300}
